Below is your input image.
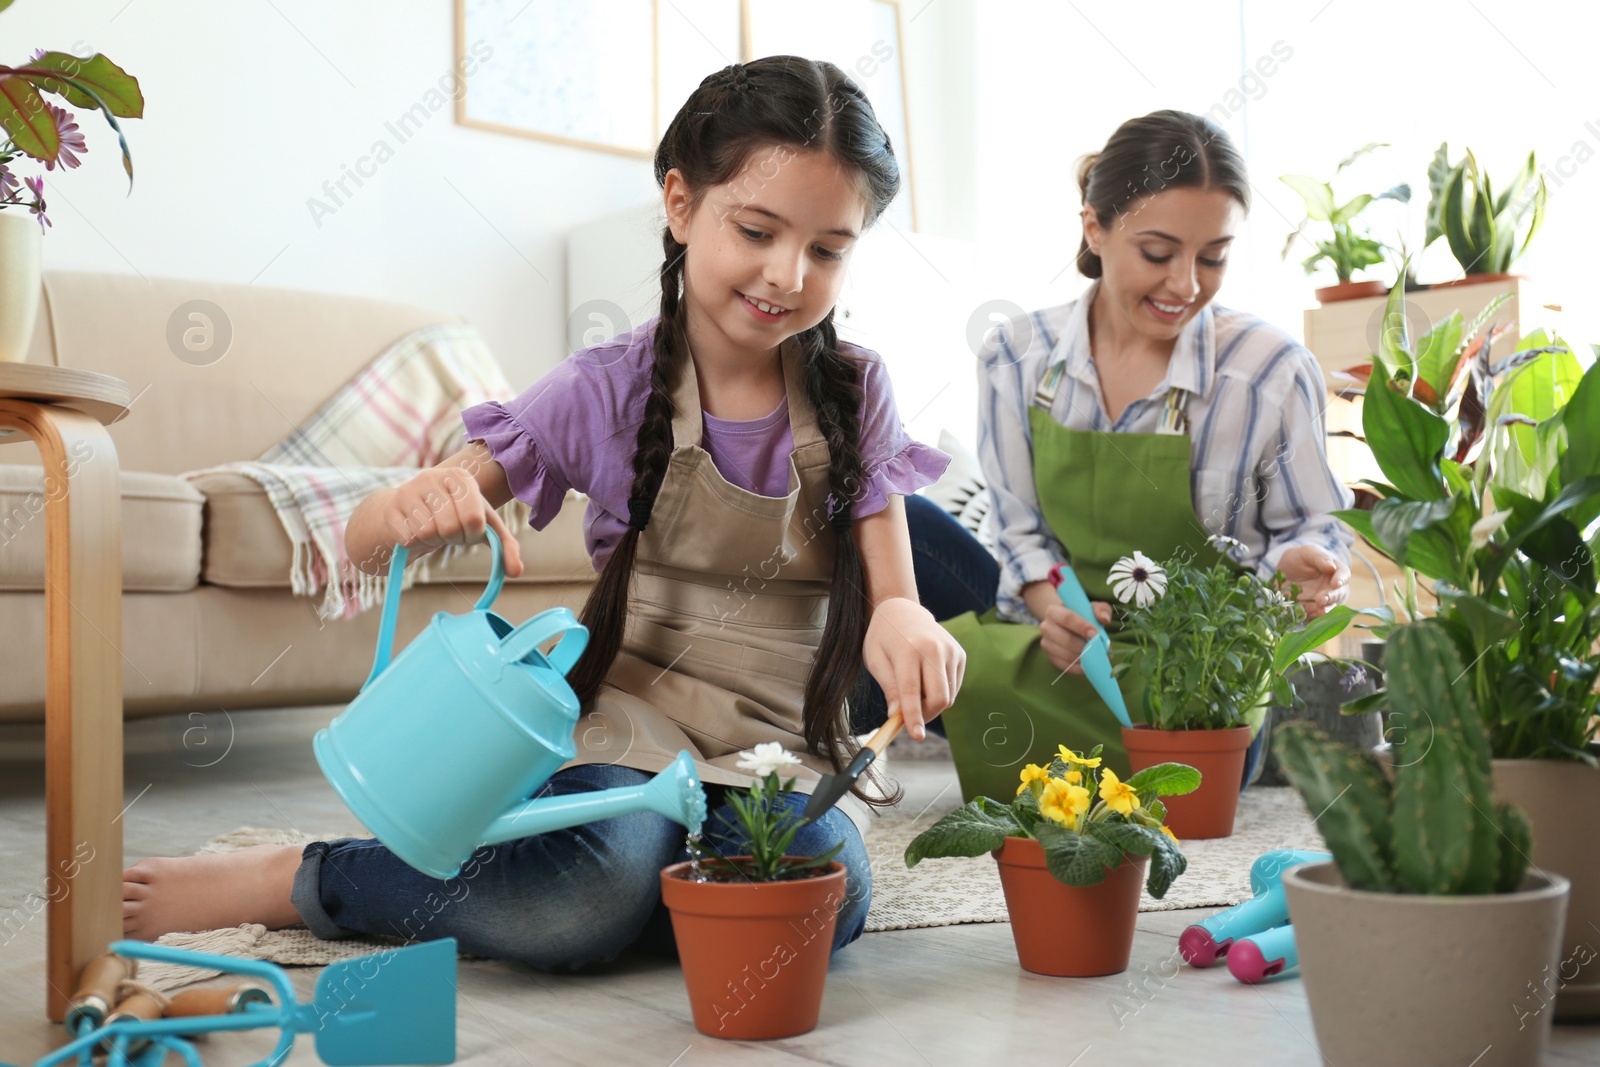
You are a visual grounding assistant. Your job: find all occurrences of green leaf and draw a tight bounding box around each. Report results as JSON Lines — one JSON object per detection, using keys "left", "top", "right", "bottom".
{"left": 1331, "top": 193, "right": 1374, "bottom": 225}
{"left": 1124, "top": 762, "right": 1201, "bottom": 797}
{"left": 1145, "top": 830, "right": 1189, "bottom": 899}
{"left": 1375, "top": 275, "right": 1412, "bottom": 380}
{"left": 904, "top": 801, "right": 1020, "bottom": 867}
{"left": 0, "top": 74, "right": 59, "bottom": 161}
{"left": 1435, "top": 585, "right": 1520, "bottom": 654}
{"left": 1036, "top": 822, "right": 1123, "bottom": 887}
{"left": 1558, "top": 359, "right": 1600, "bottom": 495}
{"left": 1089, "top": 820, "right": 1161, "bottom": 858}
{"left": 19, "top": 52, "right": 144, "bottom": 118}
{"left": 1336, "top": 141, "right": 1389, "bottom": 173}
{"left": 1281, "top": 174, "right": 1335, "bottom": 222}
{"left": 1332, "top": 508, "right": 1384, "bottom": 553}
{"left": 1371, "top": 497, "right": 1456, "bottom": 571}
{"left": 1424, "top": 142, "right": 1453, "bottom": 248}
{"left": 1412, "top": 311, "right": 1464, "bottom": 409}
{"left": 0, "top": 1, "right": 16, "bottom": 13}
{"left": 1341, "top": 688, "right": 1389, "bottom": 714}
{"left": 1363, "top": 360, "right": 1448, "bottom": 500}
{"left": 1274, "top": 605, "right": 1360, "bottom": 674}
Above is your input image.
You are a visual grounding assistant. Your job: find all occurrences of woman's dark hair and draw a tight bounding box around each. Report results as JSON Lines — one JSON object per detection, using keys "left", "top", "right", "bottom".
{"left": 1076, "top": 109, "right": 1250, "bottom": 279}
{"left": 564, "top": 56, "right": 901, "bottom": 802}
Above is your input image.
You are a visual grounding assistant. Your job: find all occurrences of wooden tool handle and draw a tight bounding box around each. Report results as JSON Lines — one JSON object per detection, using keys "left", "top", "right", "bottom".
{"left": 106, "top": 991, "right": 166, "bottom": 1026}
{"left": 66, "top": 953, "right": 136, "bottom": 1031}
{"left": 165, "top": 984, "right": 271, "bottom": 1017}
{"left": 865, "top": 706, "right": 904, "bottom": 756}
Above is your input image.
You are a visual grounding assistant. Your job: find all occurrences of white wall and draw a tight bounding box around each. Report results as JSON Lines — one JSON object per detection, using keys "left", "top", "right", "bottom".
{"left": 967, "top": 0, "right": 1600, "bottom": 348}
{"left": 5, "top": 0, "right": 655, "bottom": 389}
{"left": 3, "top": 0, "right": 979, "bottom": 392}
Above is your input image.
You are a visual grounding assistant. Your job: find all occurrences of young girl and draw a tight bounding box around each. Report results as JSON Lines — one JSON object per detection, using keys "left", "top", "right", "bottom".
{"left": 122, "top": 57, "right": 965, "bottom": 967}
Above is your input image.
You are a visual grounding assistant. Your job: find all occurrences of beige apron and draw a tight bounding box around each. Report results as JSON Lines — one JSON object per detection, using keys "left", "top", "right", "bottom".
{"left": 565, "top": 338, "right": 874, "bottom": 834}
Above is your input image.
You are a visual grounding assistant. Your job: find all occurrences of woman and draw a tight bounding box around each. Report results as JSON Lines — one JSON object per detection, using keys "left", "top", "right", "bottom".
{"left": 935, "top": 110, "right": 1354, "bottom": 803}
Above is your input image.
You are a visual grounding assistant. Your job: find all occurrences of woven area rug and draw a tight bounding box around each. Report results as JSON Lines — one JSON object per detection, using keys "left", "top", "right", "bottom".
{"left": 143, "top": 787, "right": 1325, "bottom": 991}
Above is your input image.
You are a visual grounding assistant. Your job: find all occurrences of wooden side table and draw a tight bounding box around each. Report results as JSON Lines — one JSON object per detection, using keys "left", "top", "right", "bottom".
{"left": 0, "top": 363, "right": 130, "bottom": 1022}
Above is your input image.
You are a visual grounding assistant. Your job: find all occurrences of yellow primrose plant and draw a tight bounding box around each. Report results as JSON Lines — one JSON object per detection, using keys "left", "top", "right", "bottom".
{"left": 904, "top": 745, "right": 1199, "bottom": 898}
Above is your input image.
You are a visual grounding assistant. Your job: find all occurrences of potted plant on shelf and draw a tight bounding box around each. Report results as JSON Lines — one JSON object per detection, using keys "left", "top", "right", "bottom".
{"left": 1331, "top": 273, "right": 1600, "bottom": 1019}
{"left": 905, "top": 744, "right": 1196, "bottom": 977}
{"left": 1423, "top": 141, "right": 1547, "bottom": 288}
{"left": 1280, "top": 142, "right": 1410, "bottom": 303}
{"left": 659, "top": 743, "right": 846, "bottom": 1041}
{"left": 1111, "top": 541, "right": 1361, "bottom": 839}
{"left": 1274, "top": 621, "right": 1570, "bottom": 1067}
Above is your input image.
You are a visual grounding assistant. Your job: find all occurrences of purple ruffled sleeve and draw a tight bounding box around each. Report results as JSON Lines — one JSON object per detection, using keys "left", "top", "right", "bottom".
{"left": 850, "top": 347, "right": 951, "bottom": 519}
{"left": 461, "top": 400, "right": 572, "bottom": 530}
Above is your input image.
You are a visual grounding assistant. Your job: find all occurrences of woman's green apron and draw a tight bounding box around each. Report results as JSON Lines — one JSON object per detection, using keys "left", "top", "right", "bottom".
{"left": 942, "top": 365, "right": 1260, "bottom": 803}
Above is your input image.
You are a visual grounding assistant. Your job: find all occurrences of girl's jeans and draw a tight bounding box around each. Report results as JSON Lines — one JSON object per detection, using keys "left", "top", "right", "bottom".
{"left": 290, "top": 763, "right": 870, "bottom": 971}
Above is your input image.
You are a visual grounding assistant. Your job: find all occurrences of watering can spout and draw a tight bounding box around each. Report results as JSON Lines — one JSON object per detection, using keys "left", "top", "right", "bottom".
{"left": 482, "top": 750, "right": 708, "bottom": 845}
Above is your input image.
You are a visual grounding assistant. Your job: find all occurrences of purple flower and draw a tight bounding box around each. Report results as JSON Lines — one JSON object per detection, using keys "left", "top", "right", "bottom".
{"left": 0, "top": 164, "right": 18, "bottom": 201}
{"left": 43, "top": 104, "right": 86, "bottom": 171}
{"left": 1340, "top": 664, "right": 1368, "bottom": 692}
{"left": 29, "top": 48, "right": 47, "bottom": 63}
{"left": 24, "top": 176, "right": 50, "bottom": 231}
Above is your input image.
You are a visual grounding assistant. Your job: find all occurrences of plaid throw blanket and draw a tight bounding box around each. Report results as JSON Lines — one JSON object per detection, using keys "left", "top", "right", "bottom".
{"left": 184, "top": 322, "right": 525, "bottom": 620}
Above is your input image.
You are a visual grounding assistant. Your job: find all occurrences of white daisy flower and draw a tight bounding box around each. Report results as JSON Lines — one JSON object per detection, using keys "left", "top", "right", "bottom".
{"left": 736, "top": 742, "right": 802, "bottom": 778}
{"left": 1469, "top": 510, "right": 1511, "bottom": 550}
{"left": 1109, "top": 551, "right": 1167, "bottom": 608}
{"left": 1207, "top": 533, "right": 1248, "bottom": 558}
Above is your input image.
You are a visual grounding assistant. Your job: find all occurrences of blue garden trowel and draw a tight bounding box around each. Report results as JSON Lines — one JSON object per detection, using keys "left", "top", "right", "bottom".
{"left": 21, "top": 939, "right": 456, "bottom": 1067}
{"left": 1048, "top": 562, "right": 1133, "bottom": 728}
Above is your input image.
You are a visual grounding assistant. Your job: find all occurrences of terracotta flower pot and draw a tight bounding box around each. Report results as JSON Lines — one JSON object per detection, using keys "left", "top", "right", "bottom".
{"left": 660, "top": 860, "right": 846, "bottom": 1040}
{"left": 991, "top": 836, "right": 1146, "bottom": 976}
{"left": 1284, "top": 861, "right": 1570, "bottom": 1067}
{"left": 1493, "top": 757, "right": 1600, "bottom": 1021}
{"left": 1314, "top": 279, "right": 1388, "bottom": 303}
{"left": 1431, "top": 272, "right": 1519, "bottom": 289}
{"left": 1122, "top": 724, "right": 1250, "bottom": 839}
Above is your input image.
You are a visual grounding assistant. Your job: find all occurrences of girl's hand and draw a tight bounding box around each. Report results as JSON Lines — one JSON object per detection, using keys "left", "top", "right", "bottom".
{"left": 1277, "top": 544, "right": 1349, "bottom": 619}
{"left": 356, "top": 463, "right": 523, "bottom": 578}
{"left": 862, "top": 597, "right": 966, "bottom": 740}
{"left": 1039, "top": 600, "right": 1114, "bottom": 676}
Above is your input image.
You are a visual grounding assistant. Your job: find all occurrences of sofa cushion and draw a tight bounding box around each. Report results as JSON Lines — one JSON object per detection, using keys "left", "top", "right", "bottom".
{"left": 189, "top": 471, "right": 596, "bottom": 589}
{"left": 0, "top": 465, "right": 204, "bottom": 592}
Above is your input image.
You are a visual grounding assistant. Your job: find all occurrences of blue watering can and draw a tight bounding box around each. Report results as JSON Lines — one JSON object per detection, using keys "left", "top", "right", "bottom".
{"left": 314, "top": 527, "right": 707, "bottom": 880}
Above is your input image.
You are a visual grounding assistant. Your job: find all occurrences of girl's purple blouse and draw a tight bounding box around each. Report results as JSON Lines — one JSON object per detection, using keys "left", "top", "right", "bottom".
{"left": 462, "top": 321, "right": 950, "bottom": 570}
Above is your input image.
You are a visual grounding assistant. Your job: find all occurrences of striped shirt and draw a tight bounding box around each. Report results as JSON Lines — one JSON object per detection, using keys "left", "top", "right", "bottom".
{"left": 979, "top": 284, "right": 1354, "bottom": 624}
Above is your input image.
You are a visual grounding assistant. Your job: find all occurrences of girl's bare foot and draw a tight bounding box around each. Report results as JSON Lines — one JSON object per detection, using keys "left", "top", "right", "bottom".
{"left": 123, "top": 845, "right": 305, "bottom": 940}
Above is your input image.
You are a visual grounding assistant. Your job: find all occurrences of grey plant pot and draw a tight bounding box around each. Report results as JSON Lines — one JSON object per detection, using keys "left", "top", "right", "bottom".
{"left": 1256, "top": 654, "right": 1382, "bottom": 786}
{"left": 1284, "top": 862, "right": 1571, "bottom": 1067}
{"left": 1493, "top": 756, "right": 1600, "bottom": 1021}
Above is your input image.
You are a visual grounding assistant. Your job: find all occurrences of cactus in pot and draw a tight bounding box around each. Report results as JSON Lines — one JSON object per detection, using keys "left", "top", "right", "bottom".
{"left": 1274, "top": 620, "right": 1530, "bottom": 895}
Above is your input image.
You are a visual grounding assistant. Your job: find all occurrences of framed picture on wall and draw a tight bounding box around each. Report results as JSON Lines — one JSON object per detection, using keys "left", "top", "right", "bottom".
{"left": 743, "top": 0, "right": 916, "bottom": 231}
{"left": 455, "top": 0, "right": 660, "bottom": 160}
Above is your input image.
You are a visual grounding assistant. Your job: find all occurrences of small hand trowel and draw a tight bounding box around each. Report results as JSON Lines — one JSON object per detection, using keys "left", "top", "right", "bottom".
{"left": 802, "top": 705, "right": 904, "bottom": 824}
{"left": 30, "top": 938, "right": 457, "bottom": 1067}
{"left": 1048, "top": 561, "right": 1133, "bottom": 728}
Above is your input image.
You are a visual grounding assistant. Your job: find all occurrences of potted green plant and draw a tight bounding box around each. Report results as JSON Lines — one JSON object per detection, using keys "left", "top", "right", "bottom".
{"left": 659, "top": 743, "right": 846, "bottom": 1041}
{"left": 0, "top": 24, "right": 143, "bottom": 361}
{"left": 1331, "top": 272, "right": 1600, "bottom": 1019}
{"left": 1281, "top": 142, "right": 1411, "bottom": 303}
{"left": 1110, "top": 542, "right": 1361, "bottom": 839}
{"left": 905, "top": 743, "right": 1196, "bottom": 976}
{"left": 1274, "top": 621, "right": 1570, "bottom": 1067}
{"left": 1423, "top": 141, "right": 1547, "bottom": 286}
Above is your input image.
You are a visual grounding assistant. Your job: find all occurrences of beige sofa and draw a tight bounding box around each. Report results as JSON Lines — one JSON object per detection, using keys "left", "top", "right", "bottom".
{"left": 0, "top": 271, "right": 596, "bottom": 722}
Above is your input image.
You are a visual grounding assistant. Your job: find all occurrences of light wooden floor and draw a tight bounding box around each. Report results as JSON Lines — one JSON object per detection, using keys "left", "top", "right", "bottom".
{"left": 3, "top": 707, "right": 1598, "bottom": 1066}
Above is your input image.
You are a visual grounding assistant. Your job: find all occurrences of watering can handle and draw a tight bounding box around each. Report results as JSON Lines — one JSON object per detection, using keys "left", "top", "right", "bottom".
{"left": 497, "top": 607, "right": 590, "bottom": 675}
{"left": 364, "top": 526, "right": 508, "bottom": 689}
